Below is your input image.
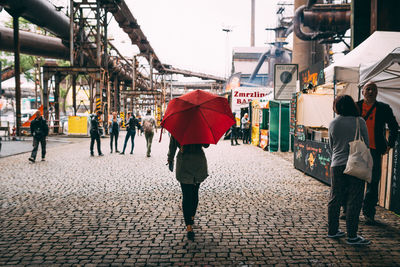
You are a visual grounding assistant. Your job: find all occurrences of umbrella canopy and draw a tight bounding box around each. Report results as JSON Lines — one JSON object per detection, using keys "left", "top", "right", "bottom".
{"left": 161, "top": 89, "right": 235, "bottom": 145}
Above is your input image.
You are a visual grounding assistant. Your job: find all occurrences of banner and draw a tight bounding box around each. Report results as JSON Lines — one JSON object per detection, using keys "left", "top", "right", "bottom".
{"left": 231, "top": 87, "right": 272, "bottom": 113}
{"left": 299, "top": 61, "right": 325, "bottom": 91}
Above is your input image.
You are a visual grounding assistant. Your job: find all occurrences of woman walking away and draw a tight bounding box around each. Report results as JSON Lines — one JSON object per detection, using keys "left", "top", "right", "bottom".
{"left": 328, "top": 95, "right": 371, "bottom": 246}
{"left": 109, "top": 111, "right": 120, "bottom": 153}
{"left": 167, "top": 135, "right": 209, "bottom": 241}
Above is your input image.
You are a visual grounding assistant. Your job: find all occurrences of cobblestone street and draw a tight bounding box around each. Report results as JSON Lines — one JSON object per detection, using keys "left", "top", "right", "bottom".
{"left": 1, "top": 133, "right": 400, "bottom": 266}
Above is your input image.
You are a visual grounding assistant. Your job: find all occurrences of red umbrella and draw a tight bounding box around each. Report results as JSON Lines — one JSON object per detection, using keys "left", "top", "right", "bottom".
{"left": 161, "top": 89, "right": 235, "bottom": 145}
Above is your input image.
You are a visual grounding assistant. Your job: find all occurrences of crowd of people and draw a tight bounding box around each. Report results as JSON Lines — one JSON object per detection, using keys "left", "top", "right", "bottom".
{"left": 26, "top": 82, "right": 398, "bottom": 244}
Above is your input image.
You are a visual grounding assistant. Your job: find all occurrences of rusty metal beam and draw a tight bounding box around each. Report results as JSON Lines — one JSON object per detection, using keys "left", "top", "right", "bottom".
{"left": 161, "top": 65, "right": 225, "bottom": 83}
{"left": 13, "top": 17, "right": 21, "bottom": 136}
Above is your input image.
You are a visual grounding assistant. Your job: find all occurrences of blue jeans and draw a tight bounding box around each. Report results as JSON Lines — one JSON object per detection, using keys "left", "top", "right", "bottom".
{"left": 122, "top": 129, "right": 135, "bottom": 153}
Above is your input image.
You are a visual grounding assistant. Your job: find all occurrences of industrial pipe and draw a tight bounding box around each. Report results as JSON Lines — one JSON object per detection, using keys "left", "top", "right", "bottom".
{"left": 0, "top": 26, "right": 69, "bottom": 59}
{"left": 0, "top": 0, "right": 70, "bottom": 41}
{"left": 293, "top": 1, "right": 350, "bottom": 41}
{"left": 248, "top": 47, "right": 272, "bottom": 83}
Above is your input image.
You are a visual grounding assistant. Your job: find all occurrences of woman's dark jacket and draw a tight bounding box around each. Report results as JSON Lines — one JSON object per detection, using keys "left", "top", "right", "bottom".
{"left": 167, "top": 136, "right": 209, "bottom": 184}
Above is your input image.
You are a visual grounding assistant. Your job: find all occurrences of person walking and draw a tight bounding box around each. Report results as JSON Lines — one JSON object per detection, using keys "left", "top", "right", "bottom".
{"left": 230, "top": 112, "right": 240, "bottom": 146}
{"left": 90, "top": 110, "right": 104, "bottom": 157}
{"left": 109, "top": 111, "right": 120, "bottom": 153}
{"left": 167, "top": 135, "right": 209, "bottom": 241}
{"left": 241, "top": 113, "right": 250, "bottom": 144}
{"left": 142, "top": 109, "right": 157, "bottom": 157}
{"left": 120, "top": 112, "right": 141, "bottom": 155}
{"left": 356, "top": 82, "right": 399, "bottom": 224}
{"left": 29, "top": 110, "right": 49, "bottom": 163}
{"left": 328, "top": 95, "right": 370, "bottom": 246}
{"left": 137, "top": 114, "right": 142, "bottom": 136}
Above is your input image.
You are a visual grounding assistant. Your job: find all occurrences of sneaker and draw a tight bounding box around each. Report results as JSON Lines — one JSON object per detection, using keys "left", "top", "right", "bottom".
{"left": 130, "top": 151, "right": 133, "bottom": 154}
{"left": 90, "top": 153, "right": 94, "bottom": 157}
{"left": 41, "top": 158, "right": 45, "bottom": 161}
{"left": 99, "top": 153, "right": 104, "bottom": 156}
{"left": 28, "top": 157, "right": 35, "bottom": 163}
{"left": 346, "top": 236, "right": 371, "bottom": 246}
{"left": 327, "top": 230, "right": 345, "bottom": 239}
{"left": 120, "top": 152, "right": 124, "bottom": 155}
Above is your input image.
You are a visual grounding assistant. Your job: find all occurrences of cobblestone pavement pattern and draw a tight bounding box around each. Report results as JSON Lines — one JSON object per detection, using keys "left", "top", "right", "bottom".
{"left": 1, "top": 133, "right": 400, "bottom": 266}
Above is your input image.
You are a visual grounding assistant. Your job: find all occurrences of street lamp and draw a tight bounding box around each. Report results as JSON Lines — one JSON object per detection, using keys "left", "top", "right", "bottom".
{"left": 222, "top": 27, "right": 233, "bottom": 79}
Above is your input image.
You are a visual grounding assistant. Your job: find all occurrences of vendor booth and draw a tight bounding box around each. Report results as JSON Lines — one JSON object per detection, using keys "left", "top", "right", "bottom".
{"left": 251, "top": 97, "right": 290, "bottom": 152}
{"left": 293, "top": 88, "right": 334, "bottom": 184}
{"left": 294, "top": 31, "right": 400, "bottom": 213}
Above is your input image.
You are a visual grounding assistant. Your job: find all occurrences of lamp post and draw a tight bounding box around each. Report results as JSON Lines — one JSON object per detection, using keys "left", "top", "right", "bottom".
{"left": 222, "top": 27, "right": 232, "bottom": 79}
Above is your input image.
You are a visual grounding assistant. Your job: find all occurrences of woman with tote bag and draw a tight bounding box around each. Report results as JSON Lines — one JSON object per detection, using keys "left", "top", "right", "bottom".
{"left": 328, "top": 95, "right": 371, "bottom": 246}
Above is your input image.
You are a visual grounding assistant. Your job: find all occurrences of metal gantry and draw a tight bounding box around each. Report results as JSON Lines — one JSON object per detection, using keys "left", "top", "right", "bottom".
{"left": 0, "top": 0, "right": 226, "bottom": 135}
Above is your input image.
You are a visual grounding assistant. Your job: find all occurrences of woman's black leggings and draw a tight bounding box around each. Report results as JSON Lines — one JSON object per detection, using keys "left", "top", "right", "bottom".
{"left": 180, "top": 183, "right": 200, "bottom": 226}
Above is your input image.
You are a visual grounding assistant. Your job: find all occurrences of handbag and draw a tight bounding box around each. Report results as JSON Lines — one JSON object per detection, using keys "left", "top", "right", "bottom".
{"left": 343, "top": 117, "right": 373, "bottom": 183}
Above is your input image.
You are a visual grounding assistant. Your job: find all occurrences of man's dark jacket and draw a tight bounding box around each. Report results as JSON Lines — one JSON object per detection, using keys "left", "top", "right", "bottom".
{"left": 126, "top": 116, "right": 141, "bottom": 131}
{"left": 90, "top": 115, "right": 100, "bottom": 135}
{"left": 357, "top": 100, "right": 399, "bottom": 154}
{"left": 30, "top": 117, "right": 49, "bottom": 139}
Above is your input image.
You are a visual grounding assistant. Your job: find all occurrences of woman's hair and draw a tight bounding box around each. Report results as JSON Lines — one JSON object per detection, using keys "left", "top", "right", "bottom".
{"left": 333, "top": 95, "right": 360, "bottom": 116}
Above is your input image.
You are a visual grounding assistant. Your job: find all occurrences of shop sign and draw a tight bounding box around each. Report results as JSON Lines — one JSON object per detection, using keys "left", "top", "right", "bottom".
{"left": 274, "top": 64, "right": 298, "bottom": 100}
{"left": 294, "top": 137, "right": 331, "bottom": 185}
{"left": 299, "top": 61, "right": 325, "bottom": 90}
{"left": 231, "top": 87, "right": 272, "bottom": 112}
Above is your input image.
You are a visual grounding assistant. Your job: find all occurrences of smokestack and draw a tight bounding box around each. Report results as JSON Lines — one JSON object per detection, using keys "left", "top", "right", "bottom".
{"left": 251, "top": 0, "right": 255, "bottom": 46}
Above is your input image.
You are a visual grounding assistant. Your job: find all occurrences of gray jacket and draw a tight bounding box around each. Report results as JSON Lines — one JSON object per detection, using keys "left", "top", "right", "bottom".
{"left": 167, "top": 136, "right": 209, "bottom": 184}
{"left": 329, "top": 116, "right": 369, "bottom": 167}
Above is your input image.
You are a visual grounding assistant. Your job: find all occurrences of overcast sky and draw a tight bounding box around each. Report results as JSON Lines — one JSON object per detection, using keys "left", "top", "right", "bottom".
{"left": 1, "top": 0, "right": 292, "bottom": 79}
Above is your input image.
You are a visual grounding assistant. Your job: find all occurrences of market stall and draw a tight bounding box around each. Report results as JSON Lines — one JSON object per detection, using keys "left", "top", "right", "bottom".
{"left": 293, "top": 32, "right": 400, "bottom": 213}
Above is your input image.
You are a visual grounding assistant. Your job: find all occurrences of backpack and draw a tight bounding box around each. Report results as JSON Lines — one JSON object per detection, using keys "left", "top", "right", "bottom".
{"left": 143, "top": 119, "right": 154, "bottom": 133}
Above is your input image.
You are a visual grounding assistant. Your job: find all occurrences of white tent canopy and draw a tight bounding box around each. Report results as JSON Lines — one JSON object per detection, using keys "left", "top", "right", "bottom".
{"left": 325, "top": 31, "right": 400, "bottom": 84}
{"left": 297, "top": 32, "right": 400, "bottom": 129}
{"left": 359, "top": 47, "right": 400, "bottom": 123}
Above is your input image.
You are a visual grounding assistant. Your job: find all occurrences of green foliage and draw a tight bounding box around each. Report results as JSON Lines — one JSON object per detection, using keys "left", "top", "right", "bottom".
{"left": 56, "top": 60, "right": 70, "bottom": 67}
{"left": 0, "top": 52, "right": 13, "bottom": 68}
{"left": 5, "top": 17, "right": 33, "bottom": 31}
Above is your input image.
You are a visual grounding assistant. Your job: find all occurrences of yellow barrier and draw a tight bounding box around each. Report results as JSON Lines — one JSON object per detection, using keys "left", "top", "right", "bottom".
{"left": 68, "top": 116, "right": 88, "bottom": 135}
{"left": 251, "top": 126, "right": 260, "bottom": 146}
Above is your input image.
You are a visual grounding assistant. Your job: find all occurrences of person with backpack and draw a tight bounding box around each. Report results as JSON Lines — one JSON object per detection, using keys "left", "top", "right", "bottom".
{"left": 29, "top": 110, "right": 49, "bottom": 162}
{"left": 120, "top": 112, "right": 141, "bottom": 155}
{"left": 142, "top": 109, "right": 157, "bottom": 157}
{"left": 90, "top": 110, "right": 104, "bottom": 157}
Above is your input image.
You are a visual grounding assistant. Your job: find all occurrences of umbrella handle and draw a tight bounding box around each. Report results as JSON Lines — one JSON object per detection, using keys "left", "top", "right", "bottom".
{"left": 159, "top": 127, "right": 164, "bottom": 143}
